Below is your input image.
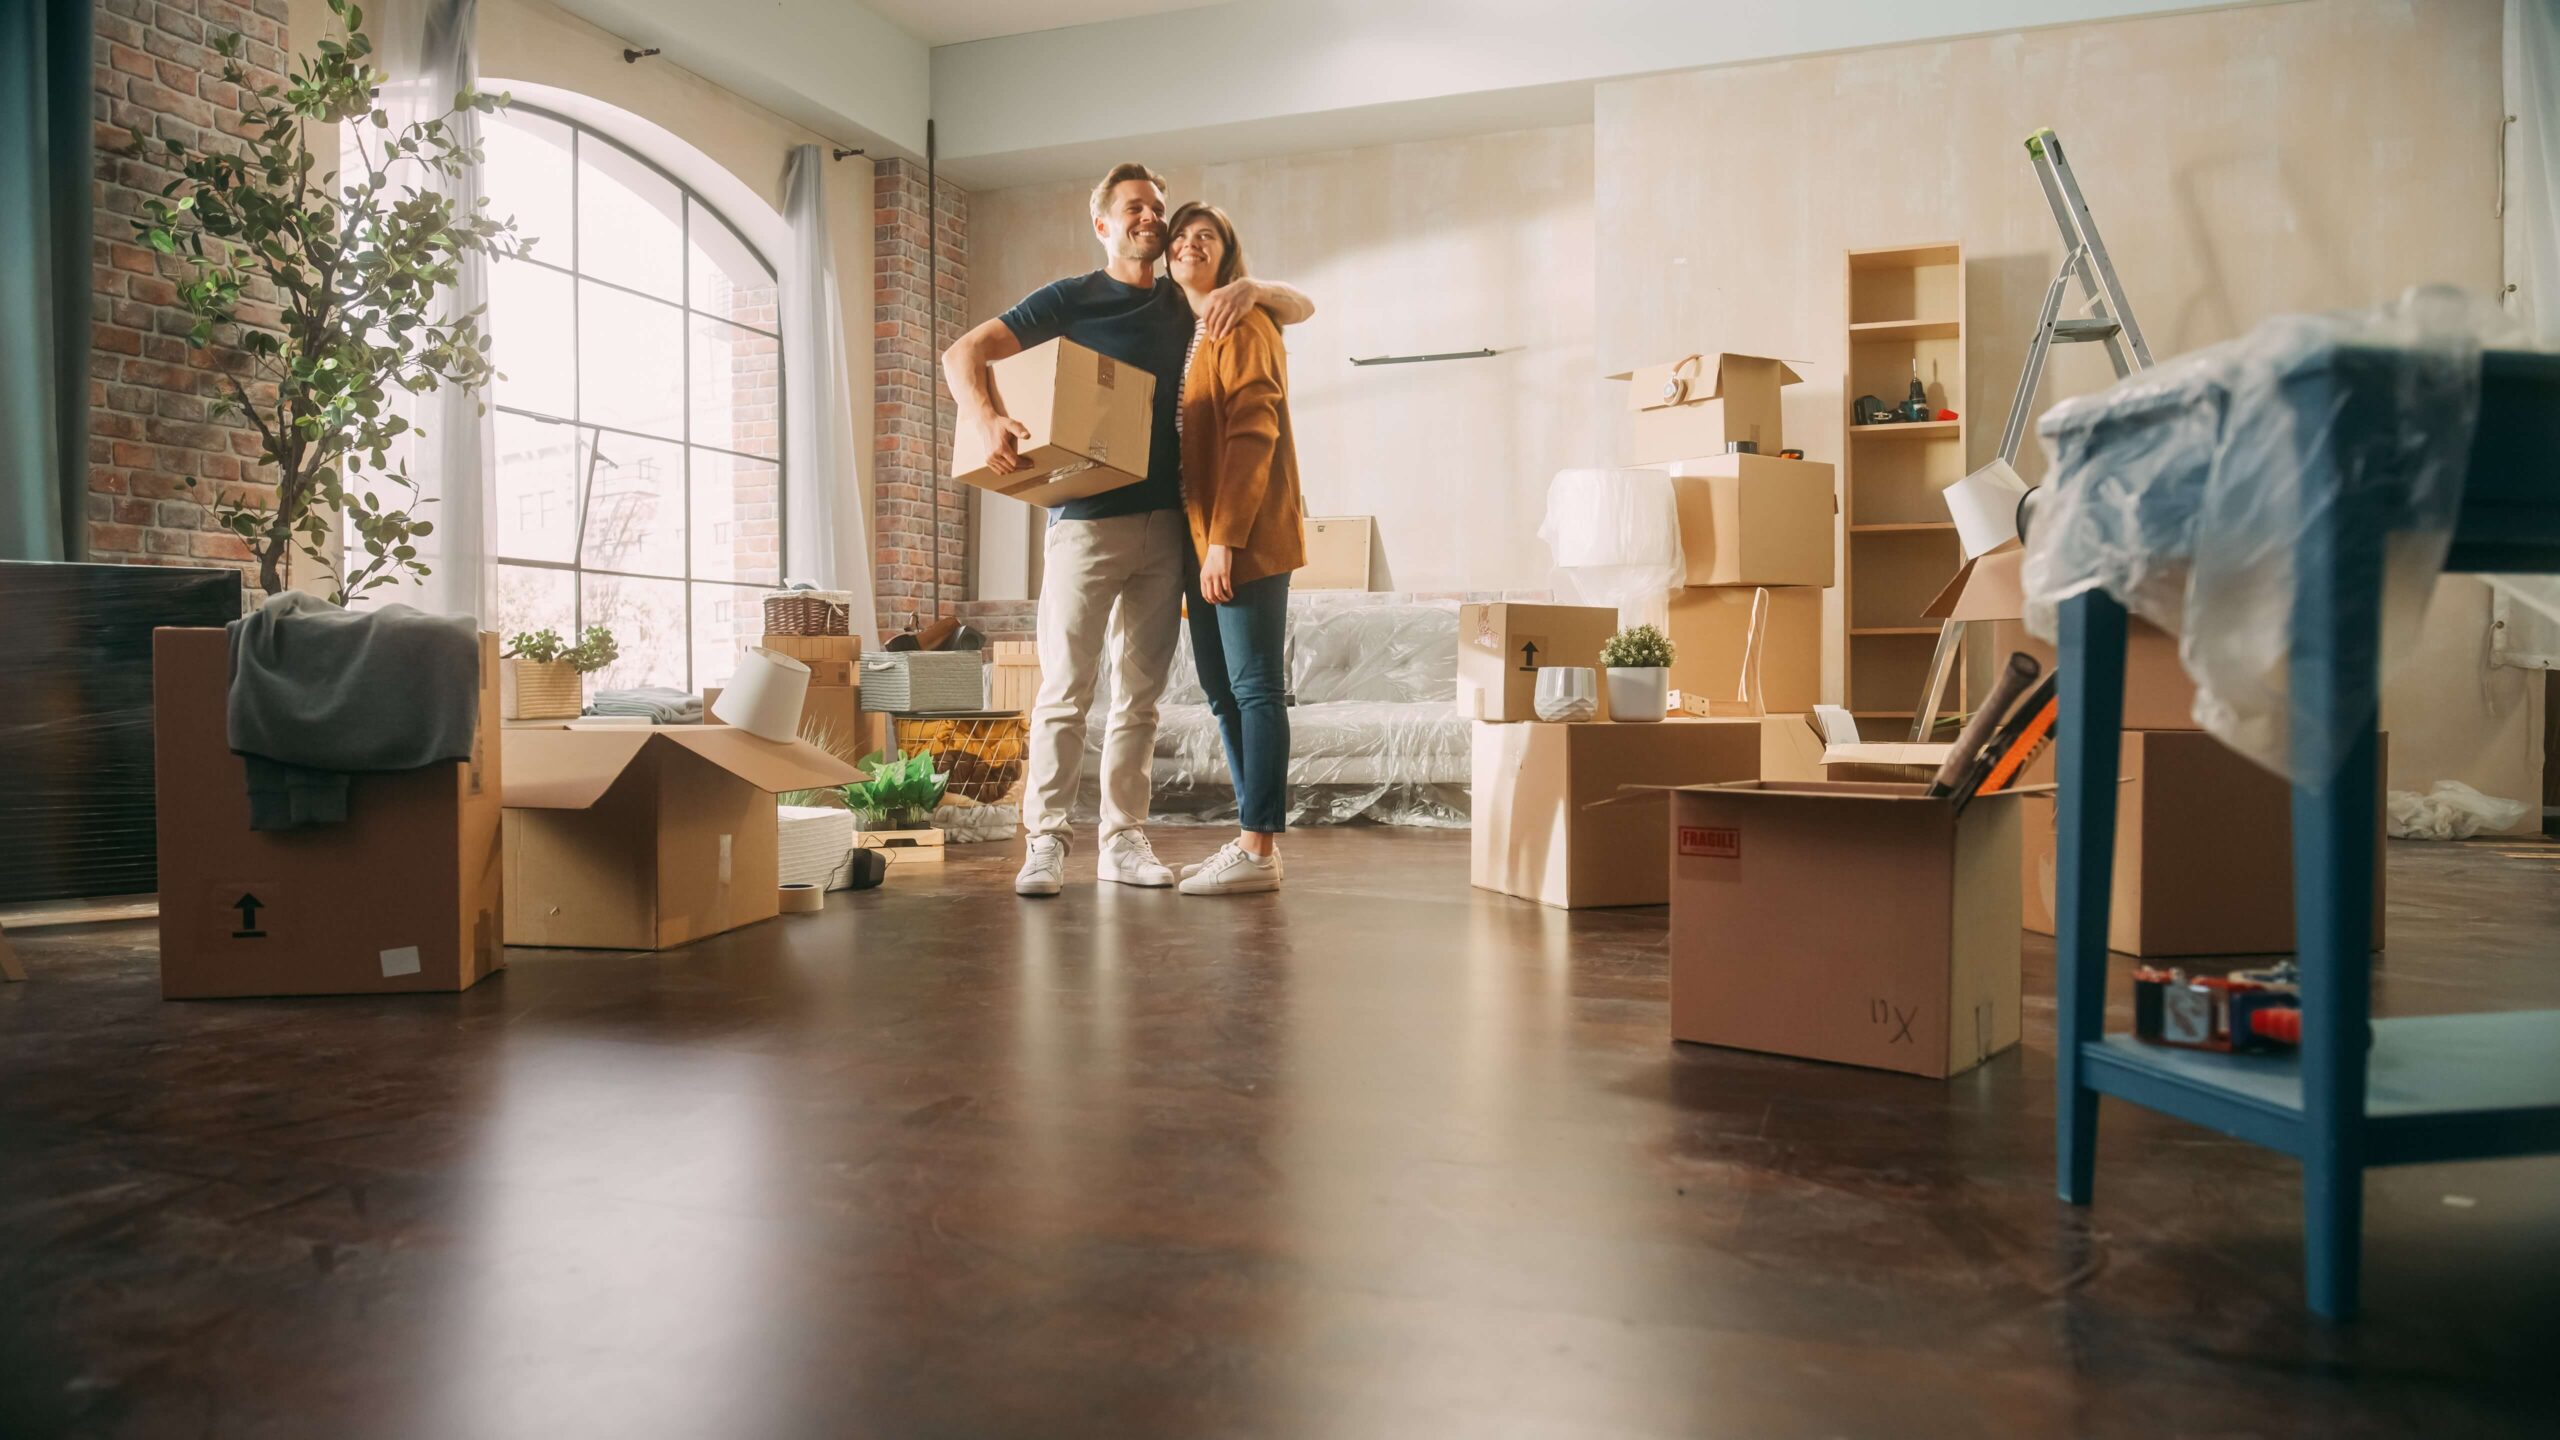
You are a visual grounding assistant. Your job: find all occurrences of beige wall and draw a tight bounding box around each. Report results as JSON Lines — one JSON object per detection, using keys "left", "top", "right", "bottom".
{"left": 1593, "top": 0, "right": 2538, "bottom": 821}
{"left": 290, "top": 0, "right": 878, "bottom": 559}
{"left": 967, "top": 127, "right": 1599, "bottom": 597}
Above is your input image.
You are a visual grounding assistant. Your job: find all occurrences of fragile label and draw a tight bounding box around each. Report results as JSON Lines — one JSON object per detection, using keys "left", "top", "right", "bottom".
{"left": 1679, "top": 826, "right": 1741, "bottom": 860}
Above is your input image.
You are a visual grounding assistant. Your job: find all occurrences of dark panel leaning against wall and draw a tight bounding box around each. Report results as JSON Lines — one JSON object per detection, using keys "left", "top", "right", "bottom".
{"left": 0, "top": 560, "right": 242, "bottom": 905}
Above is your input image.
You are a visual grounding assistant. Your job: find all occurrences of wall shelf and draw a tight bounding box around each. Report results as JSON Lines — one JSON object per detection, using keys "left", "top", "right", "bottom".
{"left": 1850, "top": 626, "right": 1941, "bottom": 637}
{"left": 1850, "top": 318, "right": 1962, "bottom": 341}
{"left": 1850, "top": 419, "right": 1961, "bottom": 438}
{"left": 1850, "top": 521, "right": 1955, "bottom": 534}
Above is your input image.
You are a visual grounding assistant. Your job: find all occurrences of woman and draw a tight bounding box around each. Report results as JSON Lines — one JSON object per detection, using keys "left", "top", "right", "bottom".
{"left": 1164, "top": 200, "right": 1306, "bottom": 896}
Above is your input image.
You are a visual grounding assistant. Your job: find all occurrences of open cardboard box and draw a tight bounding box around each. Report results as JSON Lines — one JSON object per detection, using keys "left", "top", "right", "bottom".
{"left": 1613, "top": 352, "right": 1803, "bottom": 466}
{"left": 1668, "top": 586, "right": 1819, "bottom": 714}
{"left": 1927, "top": 542, "right": 2198, "bottom": 730}
{"left": 503, "top": 726, "right": 862, "bottom": 950}
{"left": 949, "top": 338, "right": 1155, "bottom": 507}
{"left": 153, "top": 627, "right": 504, "bottom": 999}
{"left": 1668, "top": 779, "right": 2030, "bottom": 1078}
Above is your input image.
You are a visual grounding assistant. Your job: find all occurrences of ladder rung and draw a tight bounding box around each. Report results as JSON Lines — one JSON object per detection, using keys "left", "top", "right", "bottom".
{"left": 2052, "top": 317, "right": 2122, "bottom": 342}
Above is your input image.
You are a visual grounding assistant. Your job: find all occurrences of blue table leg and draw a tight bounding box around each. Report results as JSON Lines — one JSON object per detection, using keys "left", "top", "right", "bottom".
{"left": 2291, "top": 501, "right": 2383, "bottom": 1322}
{"left": 2055, "top": 592, "right": 2129, "bottom": 1206}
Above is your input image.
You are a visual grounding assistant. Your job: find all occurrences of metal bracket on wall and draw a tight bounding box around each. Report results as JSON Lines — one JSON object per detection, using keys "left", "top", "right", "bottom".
{"left": 1349, "top": 349, "right": 1498, "bottom": 367}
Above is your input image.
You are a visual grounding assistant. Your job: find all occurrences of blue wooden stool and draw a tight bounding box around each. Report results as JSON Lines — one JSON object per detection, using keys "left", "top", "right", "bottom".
{"left": 2052, "top": 346, "right": 2560, "bottom": 1320}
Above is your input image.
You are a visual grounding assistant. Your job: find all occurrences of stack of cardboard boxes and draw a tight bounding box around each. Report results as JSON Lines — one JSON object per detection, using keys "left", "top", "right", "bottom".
{"left": 709, "top": 630, "right": 893, "bottom": 765}
{"left": 1464, "top": 349, "right": 1845, "bottom": 912}
{"left": 1616, "top": 352, "right": 1836, "bottom": 713}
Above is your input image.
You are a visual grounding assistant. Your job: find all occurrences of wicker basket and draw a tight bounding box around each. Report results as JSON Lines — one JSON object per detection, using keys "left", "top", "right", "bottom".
{"left": 895, "top": 712, "right": 1030, "bottom": 804}
{"left": 504, "top": 658, "right": 583, "bottom": 721}
{"left": 762, "top": 589, "right": 855, "bottom": 637}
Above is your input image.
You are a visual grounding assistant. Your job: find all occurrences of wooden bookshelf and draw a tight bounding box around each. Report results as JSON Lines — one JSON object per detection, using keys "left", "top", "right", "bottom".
{"left": 1842, "top": 242, "right": 1967, "bottom": 732}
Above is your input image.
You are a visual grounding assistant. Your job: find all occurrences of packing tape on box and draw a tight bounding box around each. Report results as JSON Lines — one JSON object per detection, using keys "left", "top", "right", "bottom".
{"left": 713, "top": 647, "right": 812, "bottom": 742}
{"left": 1944, "top": 458, "right": 2030, "bottom": 560}
{"left": 779, "top": 883, "right": 824, "bottom": 914}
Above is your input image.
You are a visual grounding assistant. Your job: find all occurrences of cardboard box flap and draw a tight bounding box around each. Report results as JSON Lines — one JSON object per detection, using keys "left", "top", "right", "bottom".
{"left": 659, "top": 726, "right": 865, "bottom": 792}
{"left": 503, "top": 727, "right": 656, "bottom": 810}
{"left": 1923, "top": 540, "right": 2027, "bottom": 623}
{"left": 1613, "top": 352, "right": 1808, "bottom": 413}
{"left": 1823, "top": 741, "right": 1953, "bottom": 769}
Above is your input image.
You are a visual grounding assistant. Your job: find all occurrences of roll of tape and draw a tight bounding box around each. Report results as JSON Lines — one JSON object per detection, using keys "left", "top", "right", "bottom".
{"left": 778, "top": 883, "right": 824, "bottom": 914}
{"left": 713, "top": 647, "right": 813, "bottom": 742}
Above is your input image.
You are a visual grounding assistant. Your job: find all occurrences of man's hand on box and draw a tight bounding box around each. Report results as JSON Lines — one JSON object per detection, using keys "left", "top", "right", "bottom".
{"left": 972, "top": 413, "right": 1032, "bottom": 474}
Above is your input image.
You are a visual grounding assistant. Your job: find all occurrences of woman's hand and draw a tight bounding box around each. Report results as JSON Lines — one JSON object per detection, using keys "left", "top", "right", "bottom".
{"left": 1199, "top": 544, "right": 1237, "bottom": 604}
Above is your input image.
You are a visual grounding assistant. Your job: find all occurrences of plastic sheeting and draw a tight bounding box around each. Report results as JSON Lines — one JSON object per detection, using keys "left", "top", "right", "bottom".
{"left": 1081, "top": 599, "right": 1472, "bottom": 828}
{"left": 2022, "top": 288, "right": 2505, "bottom": 787}
{"left": 1541, "top": 467, "right": 1684, "bottom": 631}
{"left": 2386, "top": 781, "right": 2533, "bottom": 841}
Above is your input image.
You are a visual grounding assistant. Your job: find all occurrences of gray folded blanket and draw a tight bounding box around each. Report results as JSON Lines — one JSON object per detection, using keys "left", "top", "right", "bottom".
{"left": 226, "top": 591, "right": 483, "bottom": 830}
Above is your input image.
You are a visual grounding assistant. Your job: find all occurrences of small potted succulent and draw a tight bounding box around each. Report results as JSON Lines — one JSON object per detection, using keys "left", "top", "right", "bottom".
{"left": 839, "top": 749, "right": 952, "bottom": 865}
{"left": 1599, "top": 623, "right": 1676, "bottom": 723}
{"left": 502, "top": 624, "right": 619, "bottom": 720}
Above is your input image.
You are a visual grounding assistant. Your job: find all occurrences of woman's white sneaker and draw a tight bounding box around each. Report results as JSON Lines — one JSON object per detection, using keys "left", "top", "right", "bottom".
{"left": 1178, "top": 842, "right": 1281, "bottom": 895}
{"left": 1015, "top": 834, "right": 1068, "bottom": 897}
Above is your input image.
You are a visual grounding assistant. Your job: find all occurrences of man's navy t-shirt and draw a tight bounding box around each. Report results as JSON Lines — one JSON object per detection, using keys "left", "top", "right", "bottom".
{"left": 997, "top": 271, "right": 1191, "bottom": 522}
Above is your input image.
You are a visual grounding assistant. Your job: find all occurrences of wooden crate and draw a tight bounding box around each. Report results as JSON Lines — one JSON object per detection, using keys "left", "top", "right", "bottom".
{"left": 854, "top": 829, "right": 946, "bottom": 866}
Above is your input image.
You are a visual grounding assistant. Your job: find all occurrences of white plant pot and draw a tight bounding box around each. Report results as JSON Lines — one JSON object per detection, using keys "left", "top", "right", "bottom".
{"left": 1605, "top": 666, "right": 1669, "bottom": 723}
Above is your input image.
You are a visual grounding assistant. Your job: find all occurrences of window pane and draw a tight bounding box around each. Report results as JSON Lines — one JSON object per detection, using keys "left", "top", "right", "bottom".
{"left": 690, "top": 314, "right": 781, "bottom": 459}
{"left": 496, "top": 564, "right": 575, "bottom": 651}
{"left": 579, "top": 281, "right": 684, "bottom": 439}
{"left": 691, "top": 584, "right": 764, "bottom": 693}
{"left": 490, "top": 262, "right": 575, "bottom": 419}
{"left": 494, "top": 412, "right": 585, "bottom": 563}
{"left": 486, "top": 110, "right": 573, "bottom": 265}
{"left": 690, "top": 448, "right": 781, "bottom": 585}
{"left": 581, "top": 573, "right": 688, "bottom": 691}
{"left": 687, "top": 203, "right": 776, "bottom": 328}
{"left": 580, "top": 431, "right": 685, "bottom": 580}
{"left": 577, "top": 135, "right": 684, "bottom": 297}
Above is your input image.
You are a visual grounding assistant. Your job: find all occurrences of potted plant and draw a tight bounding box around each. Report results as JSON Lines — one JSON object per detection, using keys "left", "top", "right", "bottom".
{"left": 1599, "top": 623, "right": 1676, "bottom": 723}
{"left": 839, "top": 750, "right": 951, "bottom": 865}
{"left": 502, "top": 625, "right": 618, "bottom": 720}
{"left": 125, "top": 0, "right": 529, "bottom": 600}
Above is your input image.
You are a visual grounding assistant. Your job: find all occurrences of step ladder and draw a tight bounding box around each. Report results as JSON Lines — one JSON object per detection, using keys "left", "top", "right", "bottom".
{"left": 1910, "top": 128, "right": 2156, "bottom": 740}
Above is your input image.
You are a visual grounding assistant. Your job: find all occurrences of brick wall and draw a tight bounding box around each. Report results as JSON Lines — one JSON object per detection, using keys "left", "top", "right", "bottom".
{"left": 872, "top": 157, "right": 969, "bottom": 634}
{"left": 87, "top": 0, "right": 293, "bottom": 592}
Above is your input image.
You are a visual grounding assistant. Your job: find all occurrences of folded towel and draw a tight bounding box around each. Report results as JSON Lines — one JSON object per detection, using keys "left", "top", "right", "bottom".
{"left": 590, "top": 686, "right": 703, "bottom": 724}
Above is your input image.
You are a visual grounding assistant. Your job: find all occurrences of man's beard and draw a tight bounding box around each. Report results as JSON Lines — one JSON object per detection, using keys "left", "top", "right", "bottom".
{"left": 1120, "top": 231, "right": 1164, "bottom": 263}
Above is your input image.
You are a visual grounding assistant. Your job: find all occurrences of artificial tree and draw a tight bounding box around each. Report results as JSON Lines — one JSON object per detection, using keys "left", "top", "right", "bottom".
{"left": 125, "top": 0, "right": 528, "bottom": 600}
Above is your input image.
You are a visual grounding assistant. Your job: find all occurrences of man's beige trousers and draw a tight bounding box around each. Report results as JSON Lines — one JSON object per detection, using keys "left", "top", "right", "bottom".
{"left": 1024, "top": 510, "right": 1187, "bottom": 845}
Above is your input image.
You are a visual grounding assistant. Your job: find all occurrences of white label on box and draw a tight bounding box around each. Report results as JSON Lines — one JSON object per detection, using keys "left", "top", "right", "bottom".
{"left": 379, "top": 945, "right": 422, "bottom": 978}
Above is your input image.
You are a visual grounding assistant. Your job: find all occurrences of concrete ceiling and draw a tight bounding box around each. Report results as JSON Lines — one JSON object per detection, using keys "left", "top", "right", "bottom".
{"left": 865, "top": 0, "right": 1226, "bottom": 47}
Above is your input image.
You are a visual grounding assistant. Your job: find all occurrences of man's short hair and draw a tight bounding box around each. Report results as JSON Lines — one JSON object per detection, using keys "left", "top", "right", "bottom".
{"left": 1089, "top": 162, "right": 1168, "bottom": 221}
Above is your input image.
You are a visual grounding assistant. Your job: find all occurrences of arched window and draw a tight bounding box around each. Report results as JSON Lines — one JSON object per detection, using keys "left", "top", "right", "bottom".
{"left": 482, "top": 103, "right": 784, "bottom": 694}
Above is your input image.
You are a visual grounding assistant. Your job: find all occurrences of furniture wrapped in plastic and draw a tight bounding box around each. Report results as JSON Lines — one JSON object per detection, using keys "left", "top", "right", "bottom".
{"left": 0, "top": 561, "right": 243, "bottom": 904}
{"left": 2020, "top": 287, "right": 2507, "bottom": 786}
{"left": 1539, "top": 466, "right": 1685, "bottom": 630}
{"left": 1077, "top": 597, "right": 1474, "bottom": 827}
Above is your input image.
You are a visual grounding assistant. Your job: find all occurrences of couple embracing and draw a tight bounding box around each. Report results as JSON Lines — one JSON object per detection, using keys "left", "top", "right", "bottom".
{"left": 942, "top": 163, "right": 1310, "bottom": 899}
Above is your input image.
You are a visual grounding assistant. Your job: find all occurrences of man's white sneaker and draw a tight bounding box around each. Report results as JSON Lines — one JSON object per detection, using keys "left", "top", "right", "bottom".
{"left": 1097, "top": 830, "right": 1176, "bottom": 888}
{"left": 1015, "top": 834, "right": 1068, "bottom": 897}
{"left": 1178, "top": 842, "right": 1281, "bottom": 896}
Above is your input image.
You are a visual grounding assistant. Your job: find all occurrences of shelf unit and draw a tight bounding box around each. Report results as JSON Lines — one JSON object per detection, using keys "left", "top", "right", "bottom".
{"left": 1842, "top": 243, "right": 1967, "bottom": 726}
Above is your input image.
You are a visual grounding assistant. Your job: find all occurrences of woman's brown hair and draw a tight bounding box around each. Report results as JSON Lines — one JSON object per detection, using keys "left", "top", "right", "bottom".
{"left": 1166, "top": 201, "right": 1247, "bottom": 290}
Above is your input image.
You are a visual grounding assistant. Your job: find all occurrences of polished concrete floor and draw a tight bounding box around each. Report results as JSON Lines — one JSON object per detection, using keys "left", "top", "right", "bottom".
{"left": 4, "top": 829, "right": 2558, "bottom": 1439}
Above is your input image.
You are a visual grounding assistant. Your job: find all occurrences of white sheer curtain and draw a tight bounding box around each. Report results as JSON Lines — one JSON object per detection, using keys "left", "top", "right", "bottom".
{"left": 358, "top": 0, "right": 496, "bottom": 621}
{"left": 781, "top": 144, "right": 880, "bottom": 649}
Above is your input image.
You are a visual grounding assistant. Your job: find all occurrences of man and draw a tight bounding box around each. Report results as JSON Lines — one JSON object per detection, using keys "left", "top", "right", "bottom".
{"left": 943, "top": 163, "right": 1313, "bottom": 898}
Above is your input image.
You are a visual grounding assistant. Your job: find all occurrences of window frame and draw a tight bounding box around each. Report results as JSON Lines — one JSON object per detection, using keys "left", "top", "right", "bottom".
{"left": 488, "top": 101, "right": 788, "bottom": 693}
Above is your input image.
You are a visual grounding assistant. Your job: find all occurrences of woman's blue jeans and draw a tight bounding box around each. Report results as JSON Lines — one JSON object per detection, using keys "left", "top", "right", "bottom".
{"left": 1185, "top": 568, "right": 1292, "bottom": 834}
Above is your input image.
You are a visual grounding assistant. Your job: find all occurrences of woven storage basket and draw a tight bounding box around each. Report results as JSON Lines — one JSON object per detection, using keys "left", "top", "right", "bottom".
{"left": 895, "top": 712, "right": 1030, "bottom": 804}
{"left": 505, "top": 658, "right": 583, "bottom": 721}
{"left": 763, "top": 589, "right": 855, "bottom": 637}
{"left": 858, "top": 652, "right": 984, "bottom": 714}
